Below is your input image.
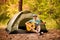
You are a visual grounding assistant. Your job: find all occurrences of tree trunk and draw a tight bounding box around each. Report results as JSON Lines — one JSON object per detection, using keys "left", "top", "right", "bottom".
{"left": 19, "top": 0, "right": 22, "bottom": 11}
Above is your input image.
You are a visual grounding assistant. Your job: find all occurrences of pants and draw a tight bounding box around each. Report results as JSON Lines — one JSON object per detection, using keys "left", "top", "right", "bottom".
{"left": 35, "top": 24, "right": 41, "bottom": 32}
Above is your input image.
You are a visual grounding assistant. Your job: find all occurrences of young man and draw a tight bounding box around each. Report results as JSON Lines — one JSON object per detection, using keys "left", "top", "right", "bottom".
{"left": 25, "top": 14, "right": 40, "bottom": 33}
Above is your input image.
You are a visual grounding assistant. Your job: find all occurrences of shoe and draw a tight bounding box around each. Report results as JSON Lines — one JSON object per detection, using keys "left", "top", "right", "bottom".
{"left": 40, "top": 32, "right": 44, "bottom": 35}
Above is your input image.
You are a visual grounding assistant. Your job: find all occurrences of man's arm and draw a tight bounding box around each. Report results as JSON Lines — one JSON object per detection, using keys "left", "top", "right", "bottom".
{"left": 25, "top": 21, "right": 34, "bottom": 29}
{"left": 25, "top": 21, "right": 29, "bottom": 25}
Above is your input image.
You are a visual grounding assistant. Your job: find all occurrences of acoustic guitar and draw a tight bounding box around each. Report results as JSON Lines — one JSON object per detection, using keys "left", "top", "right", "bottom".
{"left": 26, "top": 22, "right": 35, "bottom": 31}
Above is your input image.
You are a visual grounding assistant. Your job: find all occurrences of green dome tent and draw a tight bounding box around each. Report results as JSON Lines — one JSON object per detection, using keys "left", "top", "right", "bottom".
{"left": 6, "top": 11, "right": 33, "bottom": 33}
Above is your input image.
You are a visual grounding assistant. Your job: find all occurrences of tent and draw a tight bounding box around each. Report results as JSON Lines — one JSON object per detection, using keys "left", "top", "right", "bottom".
{"left": 6, "top": 11, "right": 33, "bottom": 33}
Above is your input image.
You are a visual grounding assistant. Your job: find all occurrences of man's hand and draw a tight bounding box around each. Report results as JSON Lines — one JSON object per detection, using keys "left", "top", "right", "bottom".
{"left": 40, "top": 22, "right": 46, "bottom": 25}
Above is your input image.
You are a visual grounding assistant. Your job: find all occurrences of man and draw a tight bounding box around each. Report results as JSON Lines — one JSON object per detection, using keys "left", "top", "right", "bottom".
{"left": 25, "top": 14, "right": 40, "bottom": 33}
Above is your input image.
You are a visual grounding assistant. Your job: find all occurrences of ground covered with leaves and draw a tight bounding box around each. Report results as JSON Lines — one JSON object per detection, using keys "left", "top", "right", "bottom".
{"left": 0, "top": 29, "right": 60, "bottom": 40}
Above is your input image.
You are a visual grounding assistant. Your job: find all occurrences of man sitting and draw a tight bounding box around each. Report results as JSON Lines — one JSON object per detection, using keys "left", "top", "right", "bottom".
{"left": 25, "top": 14, "right": 41, "bottom": 33}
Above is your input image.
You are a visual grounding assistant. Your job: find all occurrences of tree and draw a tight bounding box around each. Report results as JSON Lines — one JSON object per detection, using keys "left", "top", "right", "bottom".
{"left": 19, "top": 0, "right": 22, "bottom": 11}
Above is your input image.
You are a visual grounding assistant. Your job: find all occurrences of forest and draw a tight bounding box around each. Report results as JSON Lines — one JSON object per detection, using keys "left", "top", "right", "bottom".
{"left": 0, "top": 0, "right": 60, "bottom": 29}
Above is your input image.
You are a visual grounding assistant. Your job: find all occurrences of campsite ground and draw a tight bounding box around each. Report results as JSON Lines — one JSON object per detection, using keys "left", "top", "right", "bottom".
{"left": 0, "top": 29, "right": 60, "bottom": 40}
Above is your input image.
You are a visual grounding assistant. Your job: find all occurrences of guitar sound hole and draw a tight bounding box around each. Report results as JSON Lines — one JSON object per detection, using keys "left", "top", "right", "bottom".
{"left": 31, "top": 25, "right": 33, "bottom": 27}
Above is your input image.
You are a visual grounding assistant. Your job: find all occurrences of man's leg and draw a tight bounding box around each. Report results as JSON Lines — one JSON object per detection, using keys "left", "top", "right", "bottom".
{"left": 36, "top": 25, "right": 41, "bottom": 33}
{"left": 31, "top": 28, "right": 38, "bottom": 33}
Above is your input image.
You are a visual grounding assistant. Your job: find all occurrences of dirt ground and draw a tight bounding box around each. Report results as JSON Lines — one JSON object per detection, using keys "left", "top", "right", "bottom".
{"left": 0, "top": 29, "right": 60, "bottom": 40}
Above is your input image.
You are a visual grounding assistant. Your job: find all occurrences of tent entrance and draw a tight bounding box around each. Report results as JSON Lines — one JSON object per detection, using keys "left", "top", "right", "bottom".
{"left": 18, "top": 18, "right": 32, "bottom": 30}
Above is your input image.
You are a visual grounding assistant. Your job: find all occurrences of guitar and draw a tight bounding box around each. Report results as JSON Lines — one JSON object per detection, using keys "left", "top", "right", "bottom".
{"left": 26, "top": 22, "right": 35, "bottom": 31}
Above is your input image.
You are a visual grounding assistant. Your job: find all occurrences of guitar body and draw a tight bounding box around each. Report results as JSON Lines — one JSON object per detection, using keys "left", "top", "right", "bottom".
{"left": 26, "top": 22, "right": 35, "bottom": 31}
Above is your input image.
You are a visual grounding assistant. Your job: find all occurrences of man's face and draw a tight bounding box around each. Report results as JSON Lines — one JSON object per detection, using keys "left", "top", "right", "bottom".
{"left": 33, "top": 16, "right": 37, "bottom": 20}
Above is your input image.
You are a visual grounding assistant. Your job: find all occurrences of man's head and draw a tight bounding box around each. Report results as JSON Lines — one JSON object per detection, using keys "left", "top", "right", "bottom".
{"left": 33, "top": 14, "right": 37, "bottom": 20}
